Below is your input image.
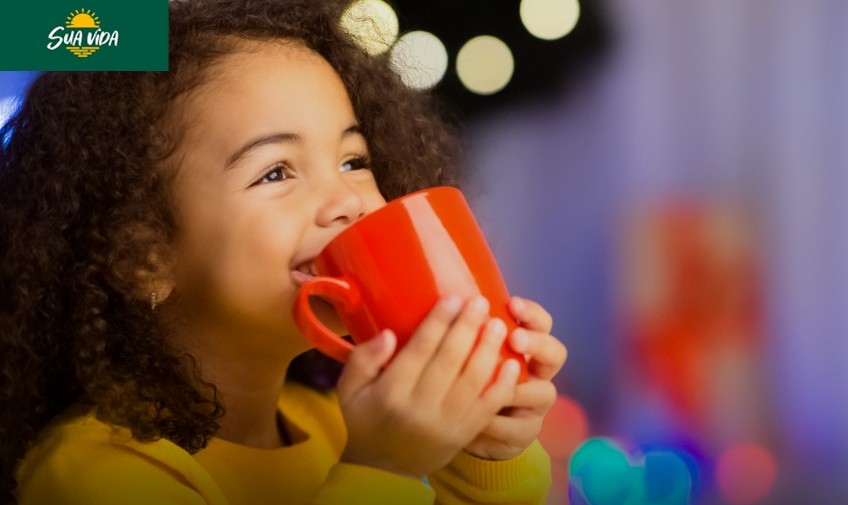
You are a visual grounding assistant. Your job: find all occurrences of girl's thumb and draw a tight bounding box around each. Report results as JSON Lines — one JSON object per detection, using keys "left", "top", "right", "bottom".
{"left": 337, "top": 329, "right": 396, "bottom": 398}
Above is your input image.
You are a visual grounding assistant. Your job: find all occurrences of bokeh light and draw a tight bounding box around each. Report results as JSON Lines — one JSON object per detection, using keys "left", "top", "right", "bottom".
{"left": 569, "top": 438, "right": 695, "bottom": 505}
{"left": 549, "top": 463, "right": 570, "bottom": 505}
{"left": 389, "top": 30, "right": 449, "bottom": 90}
{"left": 519, "top": 0, "right": 581, "bottom": 41}
{"left": 716, "top": 443, "right": 778, "bottom": 504}
{"left": 641, "top": 440, "right": 709, "bottom": 503}
{"left": 538, "top": 394, "right": 590, "bottom": 462}
{"left": 339, "top": 0, "right": 399, "bottom": 55}
{"left": 569, "top": 438, "right": 639, "bottom": 505}
{"left": 642, "top": 449, "right": 693, "bottom": 505}
{"left": 456, "top": 35, "right": 514, "bottom": 95}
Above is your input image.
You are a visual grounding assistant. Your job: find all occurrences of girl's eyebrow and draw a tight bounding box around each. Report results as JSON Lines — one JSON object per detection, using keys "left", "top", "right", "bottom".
{"left": 226, "top": 132, "right": 300, "bottom": 169}
{"left": 225, "top": 124, "right": 363, "bottom": 169}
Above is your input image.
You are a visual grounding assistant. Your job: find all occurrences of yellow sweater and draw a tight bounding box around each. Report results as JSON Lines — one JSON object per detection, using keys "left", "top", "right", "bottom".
{"left": 15, "top": 381, "right": 551, "bottom": 505}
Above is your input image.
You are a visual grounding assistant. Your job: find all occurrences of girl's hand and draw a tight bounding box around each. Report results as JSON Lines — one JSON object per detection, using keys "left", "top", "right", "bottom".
{"left": 336, "top": 295, "right": 521, "bottom": 480}
{"left": 463, "top": 296, "right": 567, "bottom": 461}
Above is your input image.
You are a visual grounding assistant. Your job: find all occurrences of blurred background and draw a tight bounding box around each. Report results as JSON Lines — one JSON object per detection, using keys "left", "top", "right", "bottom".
{"left": 3, "top": 0, "right": 846, "bottom": 503}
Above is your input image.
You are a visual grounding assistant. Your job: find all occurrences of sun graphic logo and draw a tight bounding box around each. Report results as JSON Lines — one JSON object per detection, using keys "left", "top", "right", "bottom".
{"left": 46, "top": 8, "right": 119, "bottom": 58}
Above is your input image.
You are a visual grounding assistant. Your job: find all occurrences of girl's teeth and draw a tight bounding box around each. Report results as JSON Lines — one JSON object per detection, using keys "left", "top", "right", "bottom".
{"left": 295, "top": 262, "right": 317, "bottom": 276}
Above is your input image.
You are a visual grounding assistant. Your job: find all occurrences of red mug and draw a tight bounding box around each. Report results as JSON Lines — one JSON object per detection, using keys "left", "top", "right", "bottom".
{"left": 292, "top": 186, "right": 528, "bottom": 383}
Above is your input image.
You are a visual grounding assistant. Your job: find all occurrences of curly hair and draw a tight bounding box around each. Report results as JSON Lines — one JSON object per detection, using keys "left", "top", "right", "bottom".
{"left": 0, "top": 0, "right": 461, "bottom": 501}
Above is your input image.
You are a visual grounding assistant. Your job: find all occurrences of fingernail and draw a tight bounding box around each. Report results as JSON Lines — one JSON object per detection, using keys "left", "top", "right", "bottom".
{"left": 371, "top": 330, "right": 387, "bottom": 352}
{"left": 470, "top": 295, "right": 489, "bottom": 314}
{"left": 511, "top": 296, "right": 525, "bottom": 313}
{"left": 442, "top": 295, "right": 462, "bottom": 312}
{"left": 489, "top": 318, "right": 507, "bottom": 340}
{"left": 504, "top": 359, "right": 520, "bottom": 380}
{"left": 511, "top": 328, "right": 528, "bottom": 351}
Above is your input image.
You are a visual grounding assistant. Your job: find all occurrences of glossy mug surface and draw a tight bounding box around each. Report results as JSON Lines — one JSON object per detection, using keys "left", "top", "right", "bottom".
{"left": 292, "top": 186, "right": 528, "bottom": 383}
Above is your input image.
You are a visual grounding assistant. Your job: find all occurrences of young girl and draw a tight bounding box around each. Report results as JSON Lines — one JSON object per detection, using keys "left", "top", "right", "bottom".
{"left": 0, "top": 1, "right": 567, "bottom": 503}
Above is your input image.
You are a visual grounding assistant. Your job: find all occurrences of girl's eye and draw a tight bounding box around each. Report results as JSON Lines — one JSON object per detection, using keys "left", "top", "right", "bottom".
{"left": 250, "top": 163, "right": 291, "bottom": 187}
{"left": 339, "top": 156, "right": 371, "bottom": 173}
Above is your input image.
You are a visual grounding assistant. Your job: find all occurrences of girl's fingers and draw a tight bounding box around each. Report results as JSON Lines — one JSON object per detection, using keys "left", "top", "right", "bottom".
{"left": 463, "top": 379, "right": 557, "bottom": 461}
{"left": 477, "top": 412, "right": 542, "bottom": 448}
{"left": 509, "top": 328, "right": 567, "bottom": 381}
{"left": 442, "top": 316, "right": 509, "bottom": 411}
{"left": 414, "top": 296, "right": 491, "bottom": 401}
{"left": 506, "top": 379, "right": 558, "bottom": 413}
{"left": 380, "top": 295, "right": 462, "bottom": 387}
{"left": 473, "top": 359, "right": 521, "bottom": 419}
{"left": 509, "top": 296, "right": 553, "bottom": 333}
{"left": 337, "top": 329, "right": 397, "bottom": 401}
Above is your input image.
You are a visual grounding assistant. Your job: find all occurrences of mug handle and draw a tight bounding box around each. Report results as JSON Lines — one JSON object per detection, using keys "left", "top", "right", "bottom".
{"left": 293, "top": 276, "right": 360, "bottom": 363}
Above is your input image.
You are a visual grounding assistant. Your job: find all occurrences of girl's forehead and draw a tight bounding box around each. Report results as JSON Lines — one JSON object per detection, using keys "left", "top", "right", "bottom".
{"left": 172, "top": 39, "right": 344, "bottom": 121}
{"left": 165, "top": 38, "right": 358, "bottom": 160}
{"left": 198, "top": 42, "right": 339, "bottom": 108}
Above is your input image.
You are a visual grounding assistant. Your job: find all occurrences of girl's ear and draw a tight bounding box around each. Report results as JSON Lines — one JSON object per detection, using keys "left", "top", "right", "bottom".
{"left": 107, "top": 225, "right": 175, "bottom": 307}
{"left": 134, "top": 246, "right": 175, "bottom": 308}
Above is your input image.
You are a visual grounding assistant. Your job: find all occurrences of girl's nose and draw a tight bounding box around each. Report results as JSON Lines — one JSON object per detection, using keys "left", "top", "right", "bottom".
{"left": 315, "top": 178, "right": 366, "bottom": 227}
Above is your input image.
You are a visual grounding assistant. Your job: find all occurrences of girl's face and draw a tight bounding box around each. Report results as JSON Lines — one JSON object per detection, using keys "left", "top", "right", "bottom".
{"left": 165, "top": 41, "right": 386, "bottom": 357}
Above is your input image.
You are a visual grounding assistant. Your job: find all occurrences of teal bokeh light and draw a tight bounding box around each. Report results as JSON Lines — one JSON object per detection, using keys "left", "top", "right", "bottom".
{"left": 569, "top": 437, "right": 693, "bottom": 505}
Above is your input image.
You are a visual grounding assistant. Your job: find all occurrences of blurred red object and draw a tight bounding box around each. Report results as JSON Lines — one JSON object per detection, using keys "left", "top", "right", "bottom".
{"left": 618, "top": 201, "right": 766, "bottom": 436}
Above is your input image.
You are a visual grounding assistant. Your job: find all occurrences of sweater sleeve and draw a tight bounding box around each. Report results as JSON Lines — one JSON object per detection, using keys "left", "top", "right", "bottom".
{"left": 428, "top": 440, "right": 551, "bottom": 505}
{"left": 310, "top": 463, "right": 434, "bottom": 505}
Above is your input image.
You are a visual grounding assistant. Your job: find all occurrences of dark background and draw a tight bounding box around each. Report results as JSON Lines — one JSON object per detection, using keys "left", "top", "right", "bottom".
{"left": 388, "top": 0, "right": 612, "bottom": 121}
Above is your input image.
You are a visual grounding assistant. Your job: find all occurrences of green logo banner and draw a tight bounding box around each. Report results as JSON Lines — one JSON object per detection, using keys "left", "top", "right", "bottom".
{"left": 0, "top": 1, "right": 168, "bottom": 71}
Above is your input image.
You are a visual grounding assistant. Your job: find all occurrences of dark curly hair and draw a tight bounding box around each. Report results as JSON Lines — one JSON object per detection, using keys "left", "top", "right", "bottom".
{"left": 0, "top": 0, "right": 461, "bottom": 501}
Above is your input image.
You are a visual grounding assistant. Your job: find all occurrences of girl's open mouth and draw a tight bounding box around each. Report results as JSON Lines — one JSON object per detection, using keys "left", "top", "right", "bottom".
{"left": 291, "top": 260, "right": 317, "bottom": 286}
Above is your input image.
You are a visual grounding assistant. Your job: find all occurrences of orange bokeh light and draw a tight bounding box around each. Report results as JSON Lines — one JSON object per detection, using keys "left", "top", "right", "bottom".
{"left": 539, "top": 394, "right": 590, "bottom": 462}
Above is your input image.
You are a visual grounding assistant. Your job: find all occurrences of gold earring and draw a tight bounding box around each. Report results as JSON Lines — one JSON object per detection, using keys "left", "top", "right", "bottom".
{"left": 149, "top": 292, "right": 158, "bottom": 311}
